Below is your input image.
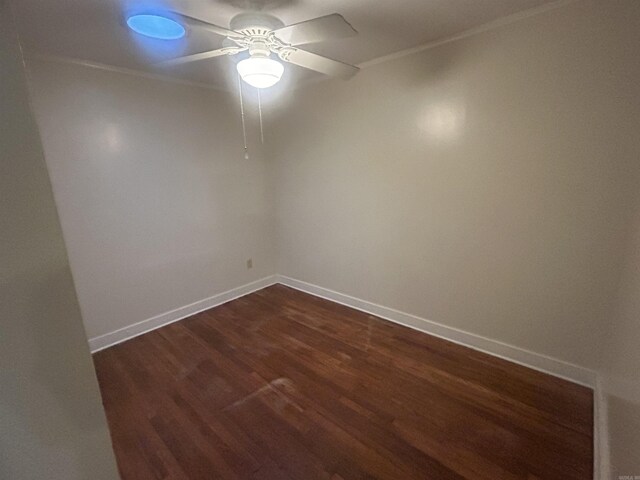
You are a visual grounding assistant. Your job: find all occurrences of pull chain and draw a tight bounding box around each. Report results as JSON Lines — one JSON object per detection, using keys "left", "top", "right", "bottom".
{"left": 257, "top": 88, "right": 264, "bottom": 144}
{"left": 237, "top": 73, "right": 249, "bottom": 159}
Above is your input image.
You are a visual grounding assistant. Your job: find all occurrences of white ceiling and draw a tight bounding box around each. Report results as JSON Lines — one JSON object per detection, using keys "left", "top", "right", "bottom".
{"left": 14, "top": 0, "right": 558, "bottom": 89}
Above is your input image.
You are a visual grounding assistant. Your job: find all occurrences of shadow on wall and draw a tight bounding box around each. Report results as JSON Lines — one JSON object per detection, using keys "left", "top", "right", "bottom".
{"left": 608, "top": 395, "right": 640, "bottom": 477}
{"left": 0, "top": 265, "right": 115, "bottom": 479}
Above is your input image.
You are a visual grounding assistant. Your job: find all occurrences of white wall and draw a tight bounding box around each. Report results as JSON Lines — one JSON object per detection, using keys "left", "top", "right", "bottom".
{"left": 26, "top": 59, "right": 276, "bottom": 340}
{"left": 0, "top": 3, "right": 119, "bottom": 478}
{"left": 271, "top": 0, "right": 640, "bottom": 372}
{"left": 602, "top": 188, "right": 640, "bottom": 477}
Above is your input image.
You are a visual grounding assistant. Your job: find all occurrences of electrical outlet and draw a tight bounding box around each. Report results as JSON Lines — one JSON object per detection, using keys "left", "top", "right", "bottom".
{"left": 246, "top": 258, "right": 253, "bottom": 269}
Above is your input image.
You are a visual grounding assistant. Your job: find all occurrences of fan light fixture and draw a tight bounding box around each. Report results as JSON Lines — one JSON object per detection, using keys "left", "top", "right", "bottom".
{"left": 127, "top": 14, "right": 186, "bottom": 40}
{"left": 237, "top": 56, "right": 284, "bottom": 89}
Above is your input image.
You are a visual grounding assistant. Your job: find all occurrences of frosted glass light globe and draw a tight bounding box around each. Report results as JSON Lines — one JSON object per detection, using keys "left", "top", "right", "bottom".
{"left": 237, "top": 57, "right": 284, "bottom": 89}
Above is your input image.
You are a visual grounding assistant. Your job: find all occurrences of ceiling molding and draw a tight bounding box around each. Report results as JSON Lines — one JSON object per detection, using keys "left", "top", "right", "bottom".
{"left": 357, "top": 0, "right": 579, "bottom": 70}
{"left": 24, "top": 52, "right": 228, "bottom": 92}
{"left": 23, "top": 0, "right": 578, "bottom": 93}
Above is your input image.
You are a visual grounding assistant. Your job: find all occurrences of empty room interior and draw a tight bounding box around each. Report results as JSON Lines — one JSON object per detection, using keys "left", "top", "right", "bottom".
{"left": 2, "top": 0, "right": 640, "bottom": 478}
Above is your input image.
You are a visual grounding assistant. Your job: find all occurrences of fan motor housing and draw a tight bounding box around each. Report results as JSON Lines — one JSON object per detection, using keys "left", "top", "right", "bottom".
{"left": 230, "top": 13, "right": 284, "bottom": 34}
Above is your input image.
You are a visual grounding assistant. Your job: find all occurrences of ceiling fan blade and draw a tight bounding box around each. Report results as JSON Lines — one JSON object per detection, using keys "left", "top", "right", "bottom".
{"left": 273, "top": 13, "right": 357, "bottom": 46}
{"left": 156, "top": 47, "right": 244, "bottom": 67}
{"left": 282, "top": 48, "right": 359, "bottom": 78}
{"left": 172, "top": 12, "right": 245, "bottom": 39}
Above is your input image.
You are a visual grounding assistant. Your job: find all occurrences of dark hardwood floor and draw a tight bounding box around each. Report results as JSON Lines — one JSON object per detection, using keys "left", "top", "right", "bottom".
{"left": 93, "top": 284, "right": 593, "bottom": 480}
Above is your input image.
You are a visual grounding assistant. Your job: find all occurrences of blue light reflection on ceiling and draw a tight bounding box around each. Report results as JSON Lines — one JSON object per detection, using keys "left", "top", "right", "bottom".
{"left": 126, "top": 14, "right": 186, "bottom": 40}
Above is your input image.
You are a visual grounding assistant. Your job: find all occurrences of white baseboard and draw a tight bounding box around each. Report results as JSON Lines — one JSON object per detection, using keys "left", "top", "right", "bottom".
{"left": 88, "top": 275, "right": 278, "bottom": 353}
{"left": 89, "top": 272, "right": 597, "bottom": 389}
{"left": 594, "top": 375, "right": 610, "bottom": 480}
{"left": 276, "top": 275, "right": 597, "bottom": 389}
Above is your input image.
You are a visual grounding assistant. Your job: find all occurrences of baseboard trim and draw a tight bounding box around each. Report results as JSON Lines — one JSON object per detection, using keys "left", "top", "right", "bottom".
{"left": 276, "top": 275, "right": 596, "bottom": 389}
{"left": 88, "top": 275, "right": 278, "bottom": 353}
{"left": 594, "top": 375, "right": 610, "bottom": 480}
{"left": 89, "top": 273, "right": 597, "bottom": 388}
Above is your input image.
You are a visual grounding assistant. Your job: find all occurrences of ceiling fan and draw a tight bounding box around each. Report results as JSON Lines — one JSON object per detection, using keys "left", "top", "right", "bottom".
{"left": 127, "top": 11, "right": 360, "bottom": 89}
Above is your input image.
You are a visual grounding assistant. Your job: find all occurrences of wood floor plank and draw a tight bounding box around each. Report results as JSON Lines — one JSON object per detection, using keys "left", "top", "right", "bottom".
{"left": 93, "top": 284, "right": 593, "bottom": 479}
